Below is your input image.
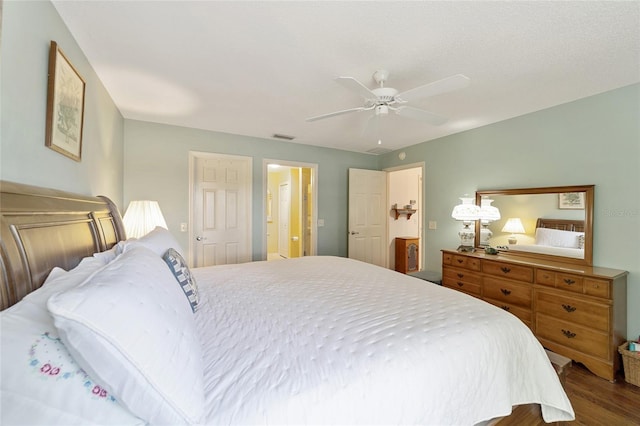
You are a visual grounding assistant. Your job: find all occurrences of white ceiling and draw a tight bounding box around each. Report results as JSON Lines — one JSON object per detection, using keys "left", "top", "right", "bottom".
{"left": 52, "top": 1, "right": 640, "bottom": 154}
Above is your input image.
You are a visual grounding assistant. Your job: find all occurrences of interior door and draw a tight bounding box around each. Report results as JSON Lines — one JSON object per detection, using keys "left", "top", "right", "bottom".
{"left": 348, "top": 168, "right": 387, "bottom": 267}
{"left": 192, "top": 154, "right": 252, "bottom": 267}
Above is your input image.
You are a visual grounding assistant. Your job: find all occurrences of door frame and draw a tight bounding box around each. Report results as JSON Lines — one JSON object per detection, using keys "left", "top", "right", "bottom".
{"left": 384, "top": 161, "right": 425, "bottom": 270}
{"left": 188, "top": 151, "right": 253, "bottom": 266}
{"left": 278, "top": 182, "right": 290, "bottom": 258}
{"left": 262, "top": 159, "right": 318, "bottom": 260}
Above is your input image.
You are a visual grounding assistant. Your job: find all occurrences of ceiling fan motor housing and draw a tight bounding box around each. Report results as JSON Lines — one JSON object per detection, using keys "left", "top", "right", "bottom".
{"left": 372, "top": 87, "right": 398, "bottom": 103}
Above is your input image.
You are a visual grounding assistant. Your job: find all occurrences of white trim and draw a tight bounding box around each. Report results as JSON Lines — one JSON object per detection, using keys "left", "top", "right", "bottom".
{"left": 263, "top": 158, "right": 318, "bottom": 261}
{"left": 188, "top": 151, "right": 253, "bottom": 266}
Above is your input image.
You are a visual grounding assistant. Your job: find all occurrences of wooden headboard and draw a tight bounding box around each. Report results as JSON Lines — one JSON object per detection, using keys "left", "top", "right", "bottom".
{"left": 0, "top": 181, "right": 126, "bottom": 310}
{"left": 536, "top": 218, "right": 585, "bottom": 233}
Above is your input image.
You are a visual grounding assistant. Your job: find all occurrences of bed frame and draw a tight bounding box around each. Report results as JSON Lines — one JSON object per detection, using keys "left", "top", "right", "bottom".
{"left": 0, "top": 181, "right": 125, "bottom": 310}
{"left": 536, "top": 218, "right": 585, "bottom": 233}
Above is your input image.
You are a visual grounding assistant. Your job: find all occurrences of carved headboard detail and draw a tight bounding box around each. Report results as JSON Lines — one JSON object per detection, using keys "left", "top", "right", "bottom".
{"left": 536, "top": 218, "right": 585, "bottom": 233}
{"left": 0, "top": 181, "right": 126, "bottom": 310}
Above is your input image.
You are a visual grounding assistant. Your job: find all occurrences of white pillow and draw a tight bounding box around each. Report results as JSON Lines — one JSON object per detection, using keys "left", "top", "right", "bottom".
{"left": 1, "top": 287, "right": 143, "bottom": 425}
{"left": 535, "top": 227, "right": 584, "bottom": 249}
{"left": 47, "top": 245, "right": 204, "bottom": 425}
{"left": 121, "top": 226, "right": 184, "bottom": 258}
{"left": 92, "top": 243, "right": 121, "bottom": 264}
{"left": 23, "top": 250, "right": 115, "bottom": 309}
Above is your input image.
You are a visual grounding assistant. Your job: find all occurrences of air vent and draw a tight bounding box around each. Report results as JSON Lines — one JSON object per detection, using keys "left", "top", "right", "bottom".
{"left": 272, "top": 133, "right": 295, "bottom": 141}
{"left": 366, "top": 147, "right": 392, "bottom": 155}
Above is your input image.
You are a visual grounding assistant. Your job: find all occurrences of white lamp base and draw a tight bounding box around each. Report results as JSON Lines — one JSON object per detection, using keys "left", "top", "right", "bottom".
{"left": 458, "top": 223, "right": 476, "bottom": 252}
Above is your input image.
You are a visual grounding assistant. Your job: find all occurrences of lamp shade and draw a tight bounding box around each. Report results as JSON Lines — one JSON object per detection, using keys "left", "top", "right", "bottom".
{"left": 451, "top": 197, "right": 480, "bottom": 222}
{"left": 122, "top": 200, "right": 168, "bottom": 238}
{"left": 478, "top": 197, "right": 501, "bottom": 222}
{"left": 501, "top": 218, "right": 525, "bottom": 234}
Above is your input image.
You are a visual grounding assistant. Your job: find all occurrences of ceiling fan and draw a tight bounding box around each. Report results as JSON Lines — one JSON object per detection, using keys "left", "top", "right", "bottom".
{"left": 306, "top": 70, "right": 470, "bottom": 126}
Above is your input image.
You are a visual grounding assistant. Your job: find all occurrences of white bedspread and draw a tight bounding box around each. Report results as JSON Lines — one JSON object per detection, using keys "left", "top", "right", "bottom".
{"left": 193, "top": 256, "right": 574, "bottom": 425}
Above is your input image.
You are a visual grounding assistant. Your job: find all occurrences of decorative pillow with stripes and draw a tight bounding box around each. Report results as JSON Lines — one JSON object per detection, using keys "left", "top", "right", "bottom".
{"left": 163, "top": 248, "right": 199, "bottom": 312}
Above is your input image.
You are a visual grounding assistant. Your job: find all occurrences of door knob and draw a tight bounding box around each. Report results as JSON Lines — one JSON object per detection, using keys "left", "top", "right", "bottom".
{"left": 349, "top": 231, "right": 360, "bottom": 235}
{"left": 196, "top": 236, "right": 206, "bottom": 241}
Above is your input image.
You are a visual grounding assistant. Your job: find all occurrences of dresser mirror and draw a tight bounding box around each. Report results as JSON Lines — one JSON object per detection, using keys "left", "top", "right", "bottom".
{"left": 474, "top": 185, "right": 594, "bottom": 265}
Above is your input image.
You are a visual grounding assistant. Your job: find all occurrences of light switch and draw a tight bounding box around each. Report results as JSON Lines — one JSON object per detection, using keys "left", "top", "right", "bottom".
{"left": 318, "top": 219, "right": 325, "bottom": 227}
{"left": 180, "top": 223, "right": 188, "bottom": 232}
{"left": 428, "top": 221, "right": 437, "bottom": 230}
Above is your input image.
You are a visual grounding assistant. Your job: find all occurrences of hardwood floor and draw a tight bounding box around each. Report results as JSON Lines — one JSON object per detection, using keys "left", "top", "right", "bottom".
{"left": 497, "top": 363, "right": 640, "bottom": 425}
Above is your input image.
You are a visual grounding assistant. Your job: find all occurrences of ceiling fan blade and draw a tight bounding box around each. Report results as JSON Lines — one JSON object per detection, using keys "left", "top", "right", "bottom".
{"left": 306, "top": 106, "right": 368, "bottom": 122}
{"left": 335, "top": 76, "right": 378, "bottom": 100}
{"left": 395, "top": 106, "right": 448, "bottom": 125}
{"left": 395, "top": 74, "right": 470, "bottom": 103}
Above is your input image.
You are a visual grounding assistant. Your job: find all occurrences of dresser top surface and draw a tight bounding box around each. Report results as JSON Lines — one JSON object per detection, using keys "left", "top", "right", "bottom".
{"left": 441, "top": 249, "right": 627, "bottom": 279}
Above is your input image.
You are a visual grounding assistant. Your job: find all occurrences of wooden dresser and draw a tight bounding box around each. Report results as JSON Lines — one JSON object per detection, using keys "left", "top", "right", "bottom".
{"left": 442, "top": 249, "right": 627, "bottom": 381}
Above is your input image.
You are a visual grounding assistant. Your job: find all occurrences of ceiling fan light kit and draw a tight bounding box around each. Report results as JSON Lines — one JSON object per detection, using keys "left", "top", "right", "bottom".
{"left": 306, "top": 70, "right": 470, "bottom": 127}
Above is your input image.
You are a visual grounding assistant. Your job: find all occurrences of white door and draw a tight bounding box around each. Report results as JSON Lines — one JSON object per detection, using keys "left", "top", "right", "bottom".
{"left": 278, "top": 182, "right": 290, "bottom": 258}
{"left": 191, "top": 154, "right": 252, "bottom": 267}
{"left": 348, "top": 168, "right": 387, "bottom": 267}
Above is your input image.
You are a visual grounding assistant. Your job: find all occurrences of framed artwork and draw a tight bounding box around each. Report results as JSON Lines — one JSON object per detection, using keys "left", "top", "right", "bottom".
{"left": 45, "top": 41, "right": 85, "bottom": 161}
{"left": 558, "top": 192, "right": 585, "bottom": 209}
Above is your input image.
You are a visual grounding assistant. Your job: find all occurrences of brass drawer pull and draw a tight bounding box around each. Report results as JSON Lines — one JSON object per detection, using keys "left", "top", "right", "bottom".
{"left": 457, "top": 282, "right": 464, "bottom": 287}
{"left": 562, "top": 304, "right": 577, "bottom": 313}
{"left": 500, "top": 288, "right": 511, "bottom": 296}
{"left": 457, "top": 273, "right": 464, "bottom": 278}
{"left": 561, "top": 329, "right": 576, "bottom": 339}
{"left": 563, "top": 278, "right": 576, "bottom": 285}
{"left": 501, "top": 305, "right": 510, "bottom": 312}
{"left": 457, "top": 259, "right": 464, "bottom": 264}
{"left": 500, "top": 267, "right": 511, "bottom": 274}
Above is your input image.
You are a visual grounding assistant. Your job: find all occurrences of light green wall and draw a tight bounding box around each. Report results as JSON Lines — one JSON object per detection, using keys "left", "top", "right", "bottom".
{"left": 0, "top": 0, "right": 124, "bottom": 205}
{"left": 380, "top": 84, "right": 640, "bottom": 339}
{"left": 123, "top": 120, "right": 378, "bottom": 260}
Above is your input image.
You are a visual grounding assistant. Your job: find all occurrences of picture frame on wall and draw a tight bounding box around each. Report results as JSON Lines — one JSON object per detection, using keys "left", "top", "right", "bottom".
{"left": 558, "top": 192, "right": 585, "bottom": 209}
{"left": 45, "top": 41, "right": 85, "bottom": 162}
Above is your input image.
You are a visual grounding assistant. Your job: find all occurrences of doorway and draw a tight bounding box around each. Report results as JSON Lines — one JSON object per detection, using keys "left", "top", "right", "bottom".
{"left": 264, "top": 160, "right": 318, "bottom": 260}
{"left": 386, "top": 163, "right": 424, "bottom": 270}
{"left": 347, "top": 164, "right": 424, "bottom": 271}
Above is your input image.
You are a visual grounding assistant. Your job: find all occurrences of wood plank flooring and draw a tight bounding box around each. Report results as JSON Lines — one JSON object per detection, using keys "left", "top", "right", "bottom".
{"left": 497, "top": 363, "right": 640, "bottom": 425}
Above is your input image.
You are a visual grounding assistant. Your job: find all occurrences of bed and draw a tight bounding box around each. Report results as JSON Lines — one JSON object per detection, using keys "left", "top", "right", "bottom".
{"left": 0, "top": 181, "right": 574, "bottom": 425}
{"left": 507, "top": 218, "right": 585, "bottom": 259}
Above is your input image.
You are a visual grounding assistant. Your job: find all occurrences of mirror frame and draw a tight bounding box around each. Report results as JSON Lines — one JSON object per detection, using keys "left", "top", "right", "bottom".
{"left": 475, "top": 185, "right": 594, "bottom": 266}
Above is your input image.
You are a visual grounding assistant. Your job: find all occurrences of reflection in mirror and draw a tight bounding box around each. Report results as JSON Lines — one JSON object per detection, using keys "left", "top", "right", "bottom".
{"left": 475, "top": 185, "right": 594, "bottom": 266}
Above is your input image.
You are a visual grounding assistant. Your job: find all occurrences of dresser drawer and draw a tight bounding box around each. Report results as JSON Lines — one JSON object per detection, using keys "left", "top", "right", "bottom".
{"left": 484, "top": 277, "right": 532, "bottom": 309}
{"left": 584, "top": 278, "right": 611, "bottom": 299}
{"left": 450, "top": 255, "right": 481, "bottom": 271}
{"left": 442, "top": 252, "right": 453, "bottom": 265}
{"left": 536, "top": 269, "right": 556, "bottom": 286}
{"left": 482, "top": 260, "right": 533, "bottom": 282}
{"left": 485, "top": 298, "right": 532, "bottom": 326}
{"left": 443, "top": 267, "right": 482, "bottom": 285}
{"left": 443, "top": 277, "right": 481, "bottom": 296}
{"left": 536, "top": 290, "right": 609, "bottom": 332}
{"left": 536, "top": 313, "right": 609, "bottom": 359}
{"left": 555, "top": 273, "right": 584, "bottom": 293}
